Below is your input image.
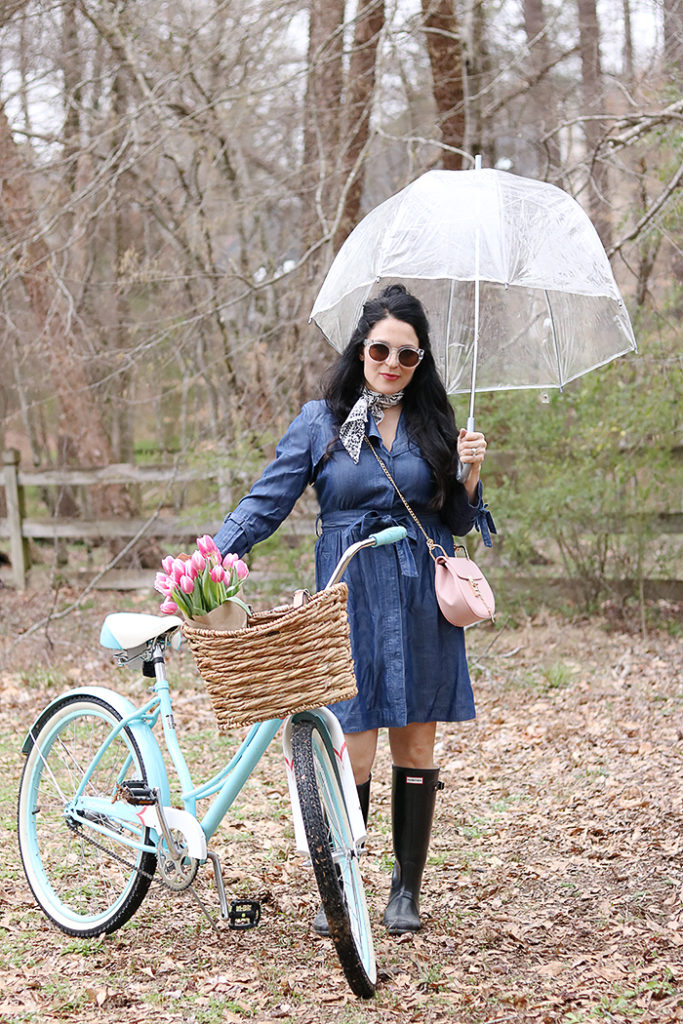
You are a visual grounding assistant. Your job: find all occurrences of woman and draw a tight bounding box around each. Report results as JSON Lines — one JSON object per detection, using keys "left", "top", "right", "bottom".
{"left": 213, "top": 284, "right": 494, "bottom": 935}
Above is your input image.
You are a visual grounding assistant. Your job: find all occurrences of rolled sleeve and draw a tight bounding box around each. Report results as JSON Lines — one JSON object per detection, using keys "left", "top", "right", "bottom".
{"left": 446, "top": 480, "right": 497, "bottom": 548}
{"left": 213, "top": 406, "right": 314, "bottom": 557}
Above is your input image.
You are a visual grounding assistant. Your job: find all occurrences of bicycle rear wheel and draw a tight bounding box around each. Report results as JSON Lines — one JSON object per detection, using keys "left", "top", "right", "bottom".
{"left": 291, "top": 717, "right": 376, "bottom": 999}
{"left": 18, "top": 694, "right": 157, "bottom": 936}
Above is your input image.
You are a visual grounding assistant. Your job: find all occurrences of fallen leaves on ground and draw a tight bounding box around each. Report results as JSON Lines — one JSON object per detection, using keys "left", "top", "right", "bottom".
{"left": 1, "top": 586, "right": 682, "bottom": 1022}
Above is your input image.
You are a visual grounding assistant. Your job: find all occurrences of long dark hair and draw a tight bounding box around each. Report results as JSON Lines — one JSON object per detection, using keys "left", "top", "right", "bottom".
{"left": 323, "top": 283, "right": 462, "bottom": 515}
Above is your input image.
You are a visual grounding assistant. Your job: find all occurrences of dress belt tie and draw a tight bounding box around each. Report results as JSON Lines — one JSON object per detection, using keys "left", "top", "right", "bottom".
{"left": 317, "top": 508, "right": 444, "bottom": 579}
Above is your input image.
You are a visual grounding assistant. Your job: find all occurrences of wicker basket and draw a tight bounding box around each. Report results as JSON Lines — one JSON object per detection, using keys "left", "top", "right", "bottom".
{"left": 181, "top": 583, "right": 357, "bottom": 730}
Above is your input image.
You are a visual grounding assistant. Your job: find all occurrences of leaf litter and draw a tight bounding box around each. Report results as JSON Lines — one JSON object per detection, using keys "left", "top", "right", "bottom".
{"left": 0, "top": 584, "right": 682, "bottom": 1022}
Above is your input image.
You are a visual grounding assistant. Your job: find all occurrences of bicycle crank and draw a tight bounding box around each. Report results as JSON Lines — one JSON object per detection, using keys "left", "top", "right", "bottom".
{"left": 157, "top": 833, "right": 199, "bottom": 891}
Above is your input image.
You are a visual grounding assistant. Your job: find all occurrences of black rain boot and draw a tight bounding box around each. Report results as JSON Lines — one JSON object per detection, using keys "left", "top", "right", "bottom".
{"left": 382, "top": 766, "right": 443, "bottom": 935}
{"left": 313, "top": 776, "right": 371, "bottom": 936}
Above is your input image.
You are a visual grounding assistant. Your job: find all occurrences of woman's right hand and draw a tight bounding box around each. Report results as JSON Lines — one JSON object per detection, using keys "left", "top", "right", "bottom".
{"left": 457, "top": 428, "right": 487, "bottom": 467}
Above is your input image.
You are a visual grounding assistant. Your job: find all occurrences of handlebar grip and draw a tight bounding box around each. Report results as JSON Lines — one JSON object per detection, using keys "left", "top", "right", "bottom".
{"left": 369, "top": 526, "right": 407, "bottom": 546}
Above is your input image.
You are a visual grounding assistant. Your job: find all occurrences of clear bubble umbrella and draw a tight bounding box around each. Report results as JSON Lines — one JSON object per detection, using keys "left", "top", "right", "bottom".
{"left": 310, "top": 167, "right": 637, "bottom": 432}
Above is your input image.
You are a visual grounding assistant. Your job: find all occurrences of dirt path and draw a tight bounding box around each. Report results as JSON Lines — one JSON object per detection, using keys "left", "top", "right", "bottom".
{"left": 1, "top": 588, "right": 682, "bottom": 1022}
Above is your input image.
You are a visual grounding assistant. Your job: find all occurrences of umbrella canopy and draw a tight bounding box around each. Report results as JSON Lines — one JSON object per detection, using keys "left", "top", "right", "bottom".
{"left": 310, "top": 169, "right": 637, "bottom": 401}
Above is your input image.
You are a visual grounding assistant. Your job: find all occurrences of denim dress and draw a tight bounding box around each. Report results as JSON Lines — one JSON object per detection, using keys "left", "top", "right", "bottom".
{"left": 213, "top": 400, "right": 495, "bottom": 733}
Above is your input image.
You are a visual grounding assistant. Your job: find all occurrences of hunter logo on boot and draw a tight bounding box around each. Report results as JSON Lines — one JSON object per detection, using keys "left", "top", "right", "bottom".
{"left": 406, "top": 776, "right": 423, "bottom": 784}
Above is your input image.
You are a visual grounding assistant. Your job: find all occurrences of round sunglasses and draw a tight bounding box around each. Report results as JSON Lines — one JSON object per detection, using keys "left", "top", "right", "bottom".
{"left": 363, "top": 339, "right": 424, "bottom": 368}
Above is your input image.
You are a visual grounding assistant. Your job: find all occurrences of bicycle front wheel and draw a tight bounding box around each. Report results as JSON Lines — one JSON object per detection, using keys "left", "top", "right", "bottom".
{"left": 18, "top": 694, "right": 157, "bottom": 936}
{"left": 291, "top": 717, "right": 376, "bottom": 999}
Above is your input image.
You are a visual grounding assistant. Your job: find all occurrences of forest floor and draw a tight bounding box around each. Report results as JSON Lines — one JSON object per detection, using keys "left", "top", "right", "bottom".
{"left": 0, "top": 573, "right": 682, "bottom": 1023}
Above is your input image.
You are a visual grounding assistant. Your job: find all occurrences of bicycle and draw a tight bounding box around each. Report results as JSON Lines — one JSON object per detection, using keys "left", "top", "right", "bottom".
{"left": 17, "top": 525, "right": 407, "bottom": 1000}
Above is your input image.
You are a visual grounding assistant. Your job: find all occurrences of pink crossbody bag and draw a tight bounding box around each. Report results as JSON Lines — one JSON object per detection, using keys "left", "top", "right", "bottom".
{"left": 365, "top": 438, "right": 495, "bottom": 627}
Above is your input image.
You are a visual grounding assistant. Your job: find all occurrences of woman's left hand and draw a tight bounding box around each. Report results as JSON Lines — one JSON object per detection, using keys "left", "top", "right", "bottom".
{"left": 457, "top": 429, "right": 487, "bottom": 468}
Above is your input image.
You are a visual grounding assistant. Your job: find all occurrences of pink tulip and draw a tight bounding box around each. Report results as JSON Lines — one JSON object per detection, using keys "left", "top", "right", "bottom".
{"left": 210, "top": 565, "right": 225, "bottom": 584}
{"left": 184, "top": 561, "right": 198, "bottom": 581}
{"left": 161, "top": 555, "right": 174, "bottom": 574}
{"left": 235, "top": 559, "right": 249, "bottom": 580}
{"left": 160, "top": 599, "right": 179, "bottom": 614}
{"left": 154, "top": 572, "right": 172, "bottom": 596}
{"left": 222, "top": 553, "right": 238, "bottom": 569}
{"left": 171, "top": 559, "right": 187, "bottom": 583}
{"left": 191, "top": 550, "right": 206, "bottom": 573}
{"left": 197, "top": 534, "right": 219, "bottom": 557}
{"left": 180, "top": 574, "right": 195, "bottom": 594}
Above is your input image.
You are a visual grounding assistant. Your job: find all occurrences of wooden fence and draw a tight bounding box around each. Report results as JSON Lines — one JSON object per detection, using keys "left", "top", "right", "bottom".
{"left": 0, "top": 449, "right": 240, "bottom": 590}
{"left": 1, "top": 448, "right": 682, "bottom": 600}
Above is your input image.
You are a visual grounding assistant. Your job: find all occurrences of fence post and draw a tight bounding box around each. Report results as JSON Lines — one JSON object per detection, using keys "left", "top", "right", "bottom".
{"left": 3, "top": 449, "right": 28, "bottom": 590}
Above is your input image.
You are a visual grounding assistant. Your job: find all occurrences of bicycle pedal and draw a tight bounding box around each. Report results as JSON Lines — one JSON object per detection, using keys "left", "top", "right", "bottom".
{"left": 114, "top": 780, "right": 157, "bottom": 806}
{"left": 227, "top": 899, "right": 261, "bottom": 930}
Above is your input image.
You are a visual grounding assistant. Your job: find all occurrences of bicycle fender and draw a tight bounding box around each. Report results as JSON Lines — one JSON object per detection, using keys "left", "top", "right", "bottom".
{"left": 281, "top": 719, "right": 308, "bottom": 855}
{"left": 21, "top": 686, "right": 171, "bottom": 805}
{"left": 282, "top": 708, "right": 367, "bottom": 856}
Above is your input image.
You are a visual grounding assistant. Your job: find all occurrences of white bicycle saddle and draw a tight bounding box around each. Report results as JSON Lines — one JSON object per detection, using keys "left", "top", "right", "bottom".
{"left": 100, "top": 612, "right": 184, "bottom": 653}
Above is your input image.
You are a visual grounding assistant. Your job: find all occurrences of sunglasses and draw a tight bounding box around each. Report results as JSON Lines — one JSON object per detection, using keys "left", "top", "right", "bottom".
{"left": 363, "top": 339, "right": 424, "bottom": 368}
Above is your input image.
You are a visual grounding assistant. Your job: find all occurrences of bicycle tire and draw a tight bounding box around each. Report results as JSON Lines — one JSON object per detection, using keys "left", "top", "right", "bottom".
{"left": 18, "top": 693, "right": 157, "bottom": 936}
{"left": 291, "top": 717, "right": 376, "bottom": 999}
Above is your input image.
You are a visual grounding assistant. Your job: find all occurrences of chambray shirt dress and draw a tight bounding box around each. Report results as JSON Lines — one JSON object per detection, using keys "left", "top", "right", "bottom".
{"left": 213, "top": 400, "right": 494, "bottom": 733}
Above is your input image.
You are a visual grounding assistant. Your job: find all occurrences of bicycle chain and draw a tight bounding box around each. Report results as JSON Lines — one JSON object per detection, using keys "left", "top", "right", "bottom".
{"left": 69, "top": 822, "right": 223, "bottom": 934}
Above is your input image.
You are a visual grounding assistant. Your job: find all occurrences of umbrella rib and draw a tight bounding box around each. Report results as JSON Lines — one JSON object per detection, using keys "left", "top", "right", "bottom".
{"left": 445, "top": 279, "right": 454, "bottom": 390}
{"left": 544, "top": 290, "right": 564, "bottom": 390}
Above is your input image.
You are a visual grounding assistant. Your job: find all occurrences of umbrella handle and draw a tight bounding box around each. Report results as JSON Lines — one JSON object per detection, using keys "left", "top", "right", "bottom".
{"left": 457, "top": 416, "right": 476, "bottom": 484}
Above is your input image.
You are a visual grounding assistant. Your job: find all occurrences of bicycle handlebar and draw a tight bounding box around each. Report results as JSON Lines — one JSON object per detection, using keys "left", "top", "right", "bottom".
{"left": 324, "top": 525, "right": 408, "bottom": 589}
{"left": 368, "top": 526, "right": 407, "bottom": 546}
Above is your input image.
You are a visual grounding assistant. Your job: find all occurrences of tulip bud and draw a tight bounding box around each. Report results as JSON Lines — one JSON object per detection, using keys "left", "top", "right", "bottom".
{"left": 210, "top": 565, "right": 225, "bottom": 584}
{"left": 180, "top": 574, "right": 195, "bottom": 595}
{"left": 191, "top": 550, "right": 206, "bottom": 573}
{"left": 160, "top": 599, "right": 179, "bottom": 614}
{"left": 235, "top": 559, "right": 249, "bottom": 581}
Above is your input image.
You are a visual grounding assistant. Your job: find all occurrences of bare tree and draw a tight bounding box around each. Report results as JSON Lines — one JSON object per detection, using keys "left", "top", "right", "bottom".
{"left": 1, "top": 0, "right": 681, "bottom": 500}
{"left": 522, "top": 0, "right": 563, "bottom": 179}
{"left": 621, "top": 0, "right": 634, "bottom": 83}
{"left": 333, "top": 0, "right": 385, "bottom": 250}
{"left": 0, "top": 103, "right": 136, "bottom": 522}
{"left": 302, "top": 0, "right": 345, "bottom": 266}
{"left": 663, "top": 0, "right": 683, "bottom": 69}
{"left": 576, "top": 0, "right": 612, "bottom": 247}
{"left": 420, "top": 0, "right": 466, "bottom": 169}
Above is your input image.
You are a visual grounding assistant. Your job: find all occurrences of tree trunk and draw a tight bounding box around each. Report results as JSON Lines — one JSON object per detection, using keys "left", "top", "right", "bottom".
{"left": 465, "top": 0, "right": 494, "bottom": 167}
{"left": 663, "top": 0, "right": 683, "bottom": 69}
{"left": 302, "top": 0, "right": 345, "bottom": 268}
{"left": 421, "top": 0, "right": 466, "bottom": 169}
{"left": 622, "top": 0, "right": 634, "bottom": 83}
{"left": 333, "top": 0, "right": 385, "bottom": 250}
{"left": 523, "top": 0, "right": 563, "bottom": 180}
{"left": 576, "top": 0, "right": 612, "bottom": 247}
{"left": 109, "top": 63, "right": 136, "bottom": 464}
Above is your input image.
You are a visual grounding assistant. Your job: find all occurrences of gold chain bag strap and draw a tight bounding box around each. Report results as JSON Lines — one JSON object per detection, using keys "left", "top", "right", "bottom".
{"left": 364, "top": 437, "right": 495, "bottom": 627}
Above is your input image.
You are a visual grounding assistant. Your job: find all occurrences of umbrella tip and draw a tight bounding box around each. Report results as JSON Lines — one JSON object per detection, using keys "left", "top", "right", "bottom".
{"left": 475, "top": 154, "right": 483, "bottom": 170}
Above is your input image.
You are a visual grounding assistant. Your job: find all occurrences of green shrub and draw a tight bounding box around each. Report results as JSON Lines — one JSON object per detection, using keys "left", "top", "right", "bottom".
{"left": 455, "top": 313, "right": 681, "bottom": 614}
